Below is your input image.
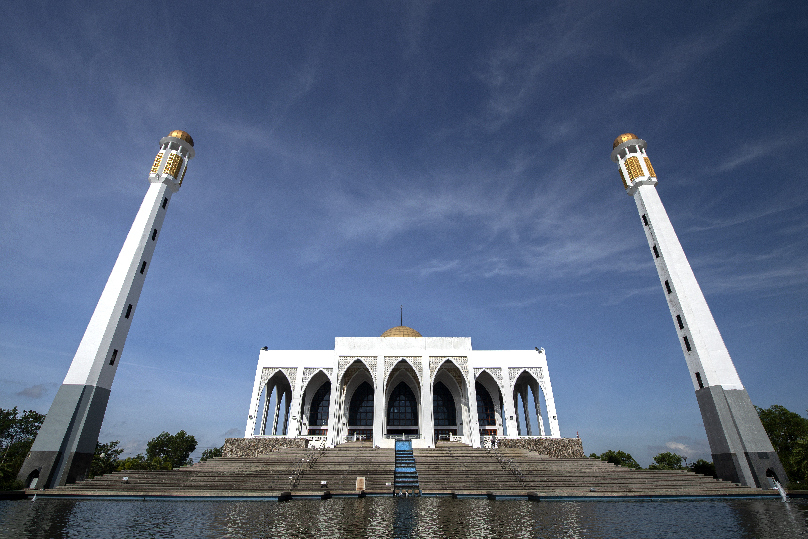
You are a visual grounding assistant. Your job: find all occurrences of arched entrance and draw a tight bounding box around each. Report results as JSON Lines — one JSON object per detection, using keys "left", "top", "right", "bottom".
{"left": 387, "top": 382, "right": 419, "bottom": 436}
{"left": 348, "top": 381, "right": 374, "bottom": 440}
{"left": 301, "top": 371, "right": 331, "bottom": 436}
{"left": 475, "top": 370, "right": 505, "bottom": 437}
{"left": 432, "top": 359, "right": 471, "bottom": 444}
{"left": 337, "top": 359, "right": 375, "bottom": 443}
{"left": 512, "top": 370, "right": 547, "bottom": 436}
{"left": 385, "top": 360, "right": 421, "bottom": 438}
{"left": 433, "top": 381, "right": 458, "bottom": 439}
{"left": 256, "top": 370, "right": 293, "bottom": 436}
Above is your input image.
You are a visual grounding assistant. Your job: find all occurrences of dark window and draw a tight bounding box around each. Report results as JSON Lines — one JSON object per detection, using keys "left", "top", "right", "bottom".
{"left": 677, "top": 315, "right": 684, "bottom": 329}
{"left": 665, "top": 280, "right": 672, "bottom": 294}
{"left": 642, "top": 214, "right": 649, "bottom": 226}
{"left": 162, "top": 197, "right": 168, "bottom": 209}
{"left": 109, "top": 349, "right": 118, "bottom": 366}
{"left": 152, "top": 229, "right": 158, "bottom": 241}
{"left": 695, "top": 372, "right": 704, "bottom": 389}
{"left": 387, "top": 382, "right": 418, "bottom": 426}
{"left": 683, "top": 336, "right": 692, "bottom": 352}
{"left": 433, "top": 382, "right": 457, "bottom": 426}
{"left": 653, "top": 245, "right": 660, "bottom": 258}
{"left": 140, "top": 261, "right": 147, "bottom": 274}
{"left": 476, "top": 382, "right": 496, "bottom": 427}
{"left": 348, "top": 382, "right": 374, "bottom": 426}
{"left": 308, "top": 381, "right": 331, "bottom": 427}
{"left": 125, "top": 304, "right": 132, "bottom": 319}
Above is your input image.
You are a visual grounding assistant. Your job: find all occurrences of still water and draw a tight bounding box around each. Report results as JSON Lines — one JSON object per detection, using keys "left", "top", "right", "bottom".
{"left": 1, "top": 497, "right": 807, "bottom": 539}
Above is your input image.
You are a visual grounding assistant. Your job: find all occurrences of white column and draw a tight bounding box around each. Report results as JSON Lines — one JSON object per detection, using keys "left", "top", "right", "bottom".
{"left": 373, "top": 357, "right": 384, "bottom": 443}
{"left": 326, "top": 373, "right": 341, "bottom": 447}
{"left": 467, "top": 376, "right": 481, "bottom": 448}
{"left": 259, "top": 382, "right": 272, "bottom": 435}
{"left": 532, "top": 381, "right": 546, "bottom": 436}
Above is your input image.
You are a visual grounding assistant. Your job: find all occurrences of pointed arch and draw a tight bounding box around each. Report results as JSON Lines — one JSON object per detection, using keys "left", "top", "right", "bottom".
{"left": 258, "top": 369, "right": 293, "bottom": 436}
{"left": 348, "top": 381, "right": 374, "bottom": 426}
{"left": 433, "top": 381, "right": 457, "bottom": 427}
{"left": 387, "top": 381, "right": 418, "bottom": 434}
{"left": 512, "top": 370, "right": 547, "bottom": 437}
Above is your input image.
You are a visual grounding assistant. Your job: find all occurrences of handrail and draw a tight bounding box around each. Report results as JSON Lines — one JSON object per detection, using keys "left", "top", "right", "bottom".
{"left": 485, "top": 436, "right": 525, "bottom": 483}
{"left": 288, "top": 439, "right": 327, "bottom": 489}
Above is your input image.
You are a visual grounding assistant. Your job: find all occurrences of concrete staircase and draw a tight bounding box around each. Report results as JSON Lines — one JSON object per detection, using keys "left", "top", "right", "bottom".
{"left": 38, "top": 442, "right": 775, "bottom": 499}
{"left": 50, "top": 442, "right": 394, "bottom": 497}
{"left": 413, "top": 443, "right": 773, "bottom": 497}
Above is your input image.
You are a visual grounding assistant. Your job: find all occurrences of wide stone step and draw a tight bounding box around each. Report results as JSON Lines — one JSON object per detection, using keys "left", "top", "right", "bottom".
{"left": 46, "top": 444, "right": 772, "bottom": 498}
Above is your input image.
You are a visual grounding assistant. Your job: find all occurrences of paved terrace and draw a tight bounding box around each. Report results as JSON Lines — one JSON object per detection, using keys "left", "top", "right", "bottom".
{"left": 29, "top": 442, "right": 777, "bottom": 500}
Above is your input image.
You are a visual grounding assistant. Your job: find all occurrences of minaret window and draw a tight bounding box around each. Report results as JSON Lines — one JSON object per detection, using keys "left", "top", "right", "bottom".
{"left": 125, "top": 304, "right": 132, "bottom": 319}
{"left": 109, "top": 349, "right": 118, "bottom": 366}
{"left": 695, "top": 372, "right": 704, "bottom": 389}
{"left": 676, "top": 315, "right": 684, "bottom": 329}
{"left": 140, "top": 261, "right": 147, "bottom": 274}
{"left": 653, "top": 245, "right": 660, "bottom": 258}
{"left": 162, "top": 197, "right": 168, "bottom": 209}
{"left": 683, "top": 336, "right": 692, "bottom": 352}
{"left": 665, "top": 280, "right": 672, "bottom": 294}
{"left": 152, "top": 229, "right": 158, "bottom": 241}
{"left": 642, "top": 214, "right": 649, "bottom": 226}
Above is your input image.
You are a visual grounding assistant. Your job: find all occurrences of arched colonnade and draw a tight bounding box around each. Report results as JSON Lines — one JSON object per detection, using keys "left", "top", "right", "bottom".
{"left": 246, "top": 349, "right": 560, "bottom": 448}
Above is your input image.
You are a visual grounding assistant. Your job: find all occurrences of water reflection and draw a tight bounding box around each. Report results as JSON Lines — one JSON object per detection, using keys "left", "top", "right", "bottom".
{"left": 0, "top": 497, "right": 806, "bottom": 539}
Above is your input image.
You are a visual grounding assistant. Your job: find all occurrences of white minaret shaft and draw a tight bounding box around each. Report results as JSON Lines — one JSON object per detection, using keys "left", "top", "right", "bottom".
{"left": 19, "top": 131, "right": 195, "bottom": 489}
{"left": 611, "top": 133, "right": 786, "bottom": 488}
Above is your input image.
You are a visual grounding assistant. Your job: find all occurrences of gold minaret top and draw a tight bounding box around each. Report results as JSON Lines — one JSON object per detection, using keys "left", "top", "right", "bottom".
{"left": 167, "top": 130, "right": 194, "bottom": 147}
{"left": 612, "top": 133, "right": 638, "bottom": 149}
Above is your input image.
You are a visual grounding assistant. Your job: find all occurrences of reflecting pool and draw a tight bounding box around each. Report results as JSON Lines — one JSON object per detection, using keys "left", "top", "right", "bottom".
{"left": 1, "top": 497, "right": 807, "bottom": 538}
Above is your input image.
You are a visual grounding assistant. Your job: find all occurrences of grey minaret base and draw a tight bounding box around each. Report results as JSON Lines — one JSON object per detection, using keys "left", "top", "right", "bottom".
{"left": 696, "top": 386, "right": 787, "bottom": 488}
{"left": 19, "top": 384, "right": 110, "bottom": 488}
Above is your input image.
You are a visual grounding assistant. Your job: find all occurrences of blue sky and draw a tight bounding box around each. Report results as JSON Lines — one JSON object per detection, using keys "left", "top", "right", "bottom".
{"left": 1, "top": 1, "right": 806, "bottom": 466}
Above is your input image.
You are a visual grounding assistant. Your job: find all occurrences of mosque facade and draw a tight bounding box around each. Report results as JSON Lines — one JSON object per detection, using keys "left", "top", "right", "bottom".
{"left": 245, "top": 326, "right": 560, "bottom": 448}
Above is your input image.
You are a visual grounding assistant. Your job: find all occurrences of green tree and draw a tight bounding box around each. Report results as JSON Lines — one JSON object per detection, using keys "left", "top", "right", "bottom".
{"left": 200, "top": 445, "right": 223, "bottom": 462}
{"left": 648, "top": 452, "right": 685, "bottom": 470}
{"left": 146, "top": 431, "right": 197, "bottom": 469}
{"left": 0, "top": 407, "right": 45, "bottom": 490}
{"left": 590, "top": 450, "right": 641, "bottom": 469}
{"left": 88, "top": 440, "right": 124, "bottom": 479}
{"left": 688, "top": 459, "right": 716, "bottom": 478}
{"left": 757, "top": 404, "right": 808, "bottom": 487}
{"left": 117, "top": 454, "right": 154, "bottom": 471}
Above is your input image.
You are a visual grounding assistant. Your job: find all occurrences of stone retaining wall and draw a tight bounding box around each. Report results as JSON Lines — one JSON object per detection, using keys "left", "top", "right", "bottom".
{"left": 222, "top": 437, "right": 308, "bottom": 458}
{"left": 498, "top": 437, "right": 585, "bottom": 458}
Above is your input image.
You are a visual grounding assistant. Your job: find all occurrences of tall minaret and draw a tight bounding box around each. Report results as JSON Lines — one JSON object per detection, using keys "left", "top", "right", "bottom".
{"left": 18, "top": 131, "right": 195, "bottom": 489}
{"left": 610, "top": 133, "right": 786, "bottom": 488}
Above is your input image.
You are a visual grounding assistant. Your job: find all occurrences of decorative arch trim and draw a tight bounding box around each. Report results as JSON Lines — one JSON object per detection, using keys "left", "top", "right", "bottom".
{"left": 384, "top": 357, "right": 421, "bottom": 386}
{"left": 260, "top": 367, "right": 297, "bottom": 389}
{"left": 429, "top": 356, "right": 469, "bottom": 384}
{"left": 474, "top": 367, "right": 504, "bottom": 392}
{"left": 508, "top": 367, "right": 543, "bottom": 388}
{"left": 301, "top": 367, "right": 333, "bottom": 392}
{"left": 338, "top": 356, "right": 377, "bottom": 384}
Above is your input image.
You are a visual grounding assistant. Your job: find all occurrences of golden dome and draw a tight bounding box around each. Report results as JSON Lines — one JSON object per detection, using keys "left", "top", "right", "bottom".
{"left": 381, "top": 326, "right": 423, "bottom": 337}
{"left": 613, "top": 133, "right": 638, "bottom": 149}
{"left": 167, "top": 130, "right": 194, "bottom": 147}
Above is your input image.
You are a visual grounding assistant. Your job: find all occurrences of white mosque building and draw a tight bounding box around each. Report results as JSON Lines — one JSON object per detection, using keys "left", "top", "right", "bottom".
{"left": 244, "top": 325, "right": 560, "bottom": 449}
